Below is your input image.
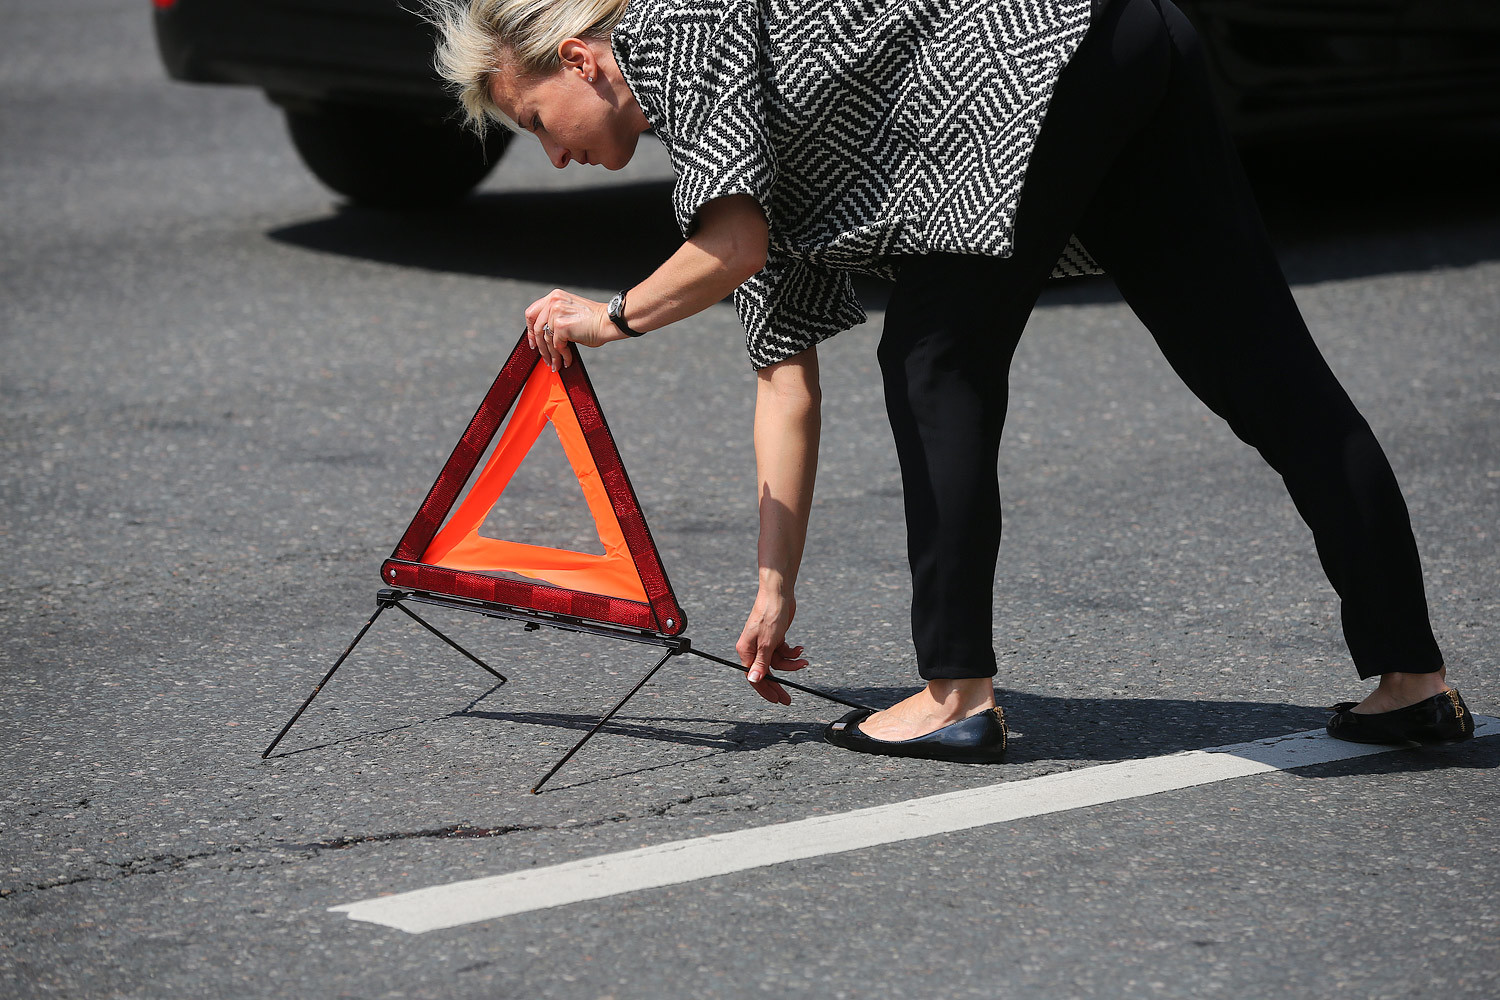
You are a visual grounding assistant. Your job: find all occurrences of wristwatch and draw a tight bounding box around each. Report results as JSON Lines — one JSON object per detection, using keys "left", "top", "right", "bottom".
{"left": 607, "top": 289, "right": 646, "bottom": 338}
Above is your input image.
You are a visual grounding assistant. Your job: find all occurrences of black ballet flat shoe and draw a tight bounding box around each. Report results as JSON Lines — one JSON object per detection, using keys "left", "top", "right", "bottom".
{"left": 824, "top": 707, "right": 1008, "bottom": 764}
{"left": 1325, "top": 689, "right": 1476, "bottom": 746}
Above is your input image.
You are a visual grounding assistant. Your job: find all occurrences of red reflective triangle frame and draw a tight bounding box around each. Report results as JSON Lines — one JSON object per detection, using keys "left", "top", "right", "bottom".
{"left": 381, "top": 335, "right": 686, "bottom": 636}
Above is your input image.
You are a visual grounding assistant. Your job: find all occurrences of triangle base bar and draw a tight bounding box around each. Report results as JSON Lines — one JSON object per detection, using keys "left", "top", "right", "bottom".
{"left": 261, "top": 589, "right": 874, "bottom": 793}
{"left": 382, "top": 559, "right": 664, "bottom": 635}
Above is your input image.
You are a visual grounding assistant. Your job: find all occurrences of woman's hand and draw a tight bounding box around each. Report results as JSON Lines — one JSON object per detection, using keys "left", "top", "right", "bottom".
{"left": 525, "top": 289, "right": 626, "bottom": 370}
{"left": 736, "top": 585, "right": 808, "bottom": 705}
{"left": 518, "top": 195, "right": 769, "bottom": 370}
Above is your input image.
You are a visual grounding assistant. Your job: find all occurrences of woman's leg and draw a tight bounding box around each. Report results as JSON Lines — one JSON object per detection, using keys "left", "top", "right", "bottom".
{"left": 866, "top": 0, "right": 1178, "bottom": 738}
{"left": 867, "top": 0, "right": 1448, "bottom": 745}
{"left": 1070, "top": 0, "right": 1445, "bottom": 704}
{"left": 869, "top": 252, "right": 1040, "bottom": 737}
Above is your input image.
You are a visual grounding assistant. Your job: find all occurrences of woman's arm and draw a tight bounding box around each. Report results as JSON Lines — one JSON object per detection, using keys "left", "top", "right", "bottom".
{"left": 526, "top": 194, "right": 768, "bottom": 369}
{"left": 735, "top": 348, "right": 821, "bottom": 704}
{"left": 524, "top": 192, "right": 817, "bottom": 702}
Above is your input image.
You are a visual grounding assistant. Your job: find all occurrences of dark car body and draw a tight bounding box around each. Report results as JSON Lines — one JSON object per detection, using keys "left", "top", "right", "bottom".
{"left": 152, "top": 0, "right": 1500, "bottom": 203}
{"left": 153, "top": 0, "right": 444, "bottom": 114}
{"left": 1188, "top": 0, "right": 1500, "bottom": 138}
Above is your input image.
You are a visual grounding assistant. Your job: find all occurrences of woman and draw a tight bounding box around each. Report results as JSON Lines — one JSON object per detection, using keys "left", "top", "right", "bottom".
{"left": 431, "top": 0, "right": 1473, "bottom": 760}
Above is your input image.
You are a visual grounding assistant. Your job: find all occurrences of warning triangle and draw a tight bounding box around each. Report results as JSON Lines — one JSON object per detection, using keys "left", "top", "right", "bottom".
{"left": 382, "top": 334, "right": 686, "bottom": 636}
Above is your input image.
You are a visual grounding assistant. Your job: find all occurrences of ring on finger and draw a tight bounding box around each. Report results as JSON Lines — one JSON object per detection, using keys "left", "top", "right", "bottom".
{"left": 542, "top": 323, "right": 552, "bottom": 335}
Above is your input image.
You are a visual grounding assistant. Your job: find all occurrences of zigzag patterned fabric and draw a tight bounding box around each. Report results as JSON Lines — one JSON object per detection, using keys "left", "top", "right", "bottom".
{"left": 613, "top": 0, "right": 1099, "bottom": 368}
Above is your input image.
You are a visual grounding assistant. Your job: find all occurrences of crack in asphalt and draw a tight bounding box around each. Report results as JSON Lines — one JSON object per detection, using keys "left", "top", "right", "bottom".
{"left": 1, "top": 849, "right": 228, "bottom": 899}
{"left": 0, "top": 782, "right": 766, "bottom": 899}
{"left": 0, "top": 769, "right": 993, "bottom": 900}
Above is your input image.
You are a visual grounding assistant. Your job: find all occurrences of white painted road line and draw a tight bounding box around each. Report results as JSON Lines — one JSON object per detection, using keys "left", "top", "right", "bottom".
{"left": 332, "top": 717, "right": 1498, "bottom": 933}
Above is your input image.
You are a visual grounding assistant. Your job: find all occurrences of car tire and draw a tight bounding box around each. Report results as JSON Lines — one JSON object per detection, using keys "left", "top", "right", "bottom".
{"left": 284, "top": 104, "right": 511, "bottom": 209}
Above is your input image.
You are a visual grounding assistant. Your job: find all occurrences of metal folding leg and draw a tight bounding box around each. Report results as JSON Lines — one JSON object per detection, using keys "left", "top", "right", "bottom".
{"left": 390, "top": 600, "right": 507, "bottom": 684}
{"left": 529, "top": 644, "right": 682, "bottom": 793}
{"left": 528, "top": 642, "right": 876, "bottom": 793}
{"left": 261, "top": 590, "right": 506, "bottom": 758}
{"left": 261, "top": 597, "right": 392, "bottom": 759}
{"left": 263, "top": 588, "right": 876, "bottom": 790}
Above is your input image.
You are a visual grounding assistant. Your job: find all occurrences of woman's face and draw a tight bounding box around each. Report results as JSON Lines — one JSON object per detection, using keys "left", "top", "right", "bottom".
{"left": 491, "top": 41, "right": 645, "bottom": 171}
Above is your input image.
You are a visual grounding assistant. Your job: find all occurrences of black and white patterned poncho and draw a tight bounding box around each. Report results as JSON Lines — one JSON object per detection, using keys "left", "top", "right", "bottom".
{"left": 611, "top": 0, "right": 1099, "bottom": 368}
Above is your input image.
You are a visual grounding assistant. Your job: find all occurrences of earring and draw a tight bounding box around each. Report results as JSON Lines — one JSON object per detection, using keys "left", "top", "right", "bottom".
{"left": 587, "top": 74, "right": 595, "bottom": 82}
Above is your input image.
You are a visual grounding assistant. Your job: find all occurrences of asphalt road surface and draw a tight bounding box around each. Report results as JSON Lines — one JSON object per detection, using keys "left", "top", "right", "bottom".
{"left": 3, "top": 2, "right": 1498, "bottom": 998}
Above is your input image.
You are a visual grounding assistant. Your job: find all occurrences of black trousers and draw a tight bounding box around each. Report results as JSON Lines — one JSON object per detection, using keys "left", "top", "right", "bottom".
{"left": 878, "top": 0, "right": 1443, "bottom": 681}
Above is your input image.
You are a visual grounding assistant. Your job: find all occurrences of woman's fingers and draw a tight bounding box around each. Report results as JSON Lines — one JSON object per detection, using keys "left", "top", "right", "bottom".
{"left": 750, "top": 673, "right": 791, "bottom": 705}
{"left": 737, "top": 588, "right": 802, "bottom": 704}
{"left": 746, "top": 651, "right": 791, "bottom": 705}
{"left": 524, "top": 297, "right": 547, "bottom": 357}
{"left": 551, "top": 326, "right": 574, "bottom": 370}
{"left": 540, "top": 292, "right": 563, "bottom": 370}
{"left": 538, "top": 319, "right": 563, "bottom": 371}
{"left": 772, "top": 642, "right": 809, "bottom": 672}
{"left": 737, "top": 636, "right": 805, "bottom": 705}
{"left": 524, "top": 289, "right": 609, "bottom": 371}
{"left": 738, "top": 632, "right": 784, "bottom": 705}
{"left": 541, "top": 321, "right": 560, "bottom": 370}
{"left": 749, "top": 643, "right": 805, "bottom": 705}
{"left": 734, "top": 629, "right": 756, "bottom": 669}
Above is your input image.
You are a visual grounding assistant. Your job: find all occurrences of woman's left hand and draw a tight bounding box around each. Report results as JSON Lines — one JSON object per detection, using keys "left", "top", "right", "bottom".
{"left": 524, "top": 289, "right": 625, "bottom": 370}
{"left": 736, "top": 586, "right": 809, "bottom": 705}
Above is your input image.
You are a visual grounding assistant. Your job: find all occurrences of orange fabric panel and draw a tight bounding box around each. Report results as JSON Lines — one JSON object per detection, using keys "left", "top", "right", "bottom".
{"left": 421, "top": 364, "right": 648, "bottom": 602}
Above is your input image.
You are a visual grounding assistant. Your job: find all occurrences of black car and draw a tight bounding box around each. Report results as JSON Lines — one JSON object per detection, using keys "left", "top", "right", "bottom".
{"left": 153, "top": 0, "right": 511, "bottom": 207}
{"left": 153, "top": 0, "right": 1500, "bottom": 208}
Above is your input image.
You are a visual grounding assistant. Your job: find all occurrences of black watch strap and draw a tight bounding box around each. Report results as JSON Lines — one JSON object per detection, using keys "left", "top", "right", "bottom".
{"left": 608, "top": 289, "right": 646, "bottom": 338}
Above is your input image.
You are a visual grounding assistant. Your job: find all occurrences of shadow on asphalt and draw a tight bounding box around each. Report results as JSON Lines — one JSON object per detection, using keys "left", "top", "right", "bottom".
{"left": 267, "top": 124, "right": 1500, "bottom": 315}
{"left": 262, "top": 680, "right": 509, "bottom": 760}
{"left": 270, "top": 179, "right": 682, "bottom": 289}
{"left": 460, "top": 709, "right": 823, "bottom": 752}
{"left": 458, "top": 690, "right": 1328, "bottom": 763}
{"left": 264, "top": 684, "right": 1493, "bottom": 789}
{"left": 459, "top": 688, "right": 1496, "bottom": 772}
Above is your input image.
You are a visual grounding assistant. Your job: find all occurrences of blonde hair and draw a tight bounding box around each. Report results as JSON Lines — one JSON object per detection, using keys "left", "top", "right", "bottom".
{"left": 428, "top": 0, "right": 630, "bottom": 136}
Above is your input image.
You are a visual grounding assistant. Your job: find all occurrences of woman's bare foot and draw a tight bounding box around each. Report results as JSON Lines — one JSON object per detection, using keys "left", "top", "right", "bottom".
{"left": 858, "top": 678, "right": 997, "bottom": 741}
{"left": 1351, "top": 668, "right": 1449, "bottom": 714}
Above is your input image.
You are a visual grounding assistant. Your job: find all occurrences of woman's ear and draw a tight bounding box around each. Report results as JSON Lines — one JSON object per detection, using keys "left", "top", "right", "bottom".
{"left": 556, "top": 37, "right": 598, "bottom": 83}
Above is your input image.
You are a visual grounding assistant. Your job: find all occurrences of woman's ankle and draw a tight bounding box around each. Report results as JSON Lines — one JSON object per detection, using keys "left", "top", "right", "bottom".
{"left": 922, "top": 678, "right": 997, "bottom": 720}
{"left": 1375, "top": 668, "right": 1448, "bottom": 698}
{"left": 1354, "top": 668, "right": 1449, "bottom": 713}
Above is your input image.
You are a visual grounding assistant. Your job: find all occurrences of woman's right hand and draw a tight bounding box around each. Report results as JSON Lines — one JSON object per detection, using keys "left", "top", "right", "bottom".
{"left": 736, "top": 585, "right": 808, "bottom": 705}
{"left": 521, "top": 195, "right": 771, "bottom": 370}
{"left": 524, "top": 288, "right": 622, "bottom": 370}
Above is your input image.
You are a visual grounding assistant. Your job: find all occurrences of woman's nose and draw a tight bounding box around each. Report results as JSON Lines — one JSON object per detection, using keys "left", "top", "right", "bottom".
{"left": 540, "top": 137, "right": 571, "bottom": 169}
